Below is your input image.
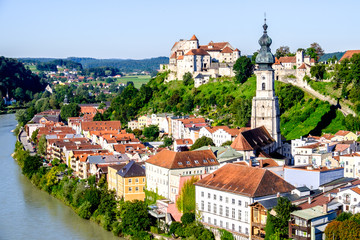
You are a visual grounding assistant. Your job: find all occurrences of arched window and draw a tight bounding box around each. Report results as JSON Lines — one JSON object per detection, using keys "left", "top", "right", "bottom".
{"left": 262, "top": 82, "right": 266, "bottom": 90}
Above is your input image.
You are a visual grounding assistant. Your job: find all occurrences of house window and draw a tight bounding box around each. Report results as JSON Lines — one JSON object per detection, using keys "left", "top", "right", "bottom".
{"left": 208, "top": 202, "right": 211, "bottom": 212}
{"left": 214, "top": 194, "right": 216, "bottom": 200}
{"left": 214, "top": 219, "right": 217, "bottom": 226}
{"left": 201, "top": 201, "right": 204, "bottom": 210}
{"left": 201, "top": 191, "right": 204, "bottom": 197}
{"left": 226, "top": 197, "right": 229, "bottom": 203}
{"left": 238, "top": 210, "right": 242, "bottom": 221}
{"left": 239, "top": 226, "right": 242, "bottom": 233}
{"left": 232, "top": 224, "right": 235, "bottom": 231}
{"left": 245, "top": 228, "right": 249, "bottom": 234}
{"left": 129, "top": 179, "right": 132, "bottom": 184}
{"left": 232, "top": 208, "right": 235, "bottom": 218}
{"left": 220, "top": 221, "right": 223, "bottom": 227}
{"left": 208, "top": 193, "right": 211, "bottom": 199}
{"left": 238, "top": 200, "right": 242, "bottom": 206}
{"left": 245, "top": 211, "right": 249, "bottom": 222}
{"left": 226, "top": 207, "right": 229, "bottom": 217}
{"left": 245, "top": 202, "right": 248, "bottom": 208}
{"left": 220, "top": 196, "right": 223, "bottom": 201}
{"left": 129, "top": 187, "right": 132, "bottom": 192}
{"left": 135, "top": 178, "right": 139, "bottom": 183}
{"left": 220, "top": 205, "right": 223, "bottom": 215}
{"left": 213, "top": 204, "right": 217, "bottom": 214}
{"left": 262, "top": 82, "right": 265, "bottom": 90}
{"left": 135, "top": 187, "right": 139, "bottom": 191}
{"left": 226, "top": 222, "right": 229, "bottom": 229}
{"left": 232, "top": 199, "right": 235, "bottom": 204}
{"left": 208, "top": 217, "right": 211, "bottom": 223}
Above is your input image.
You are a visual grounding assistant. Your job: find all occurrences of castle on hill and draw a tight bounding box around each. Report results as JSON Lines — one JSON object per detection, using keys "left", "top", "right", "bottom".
{"left": 160, "top": 35, "right": 241, "bottom": 86}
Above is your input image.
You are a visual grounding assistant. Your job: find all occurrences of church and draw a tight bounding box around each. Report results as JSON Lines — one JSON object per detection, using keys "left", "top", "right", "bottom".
{"left": 231, "top": 20, "right": 283, "bottom": 160}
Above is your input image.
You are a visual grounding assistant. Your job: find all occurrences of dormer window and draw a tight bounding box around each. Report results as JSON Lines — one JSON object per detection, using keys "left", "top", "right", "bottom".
{"left": 194, "top": 160, "right": 199, "bottom": 164}
{"left": 186, "top": 161, "right": 191, "bottom": 164}
{"left": 203, "top": 160, "right": 208, "bottom": 163}
{"left": 178, "top": 162, "right": 183, "bottom": 165}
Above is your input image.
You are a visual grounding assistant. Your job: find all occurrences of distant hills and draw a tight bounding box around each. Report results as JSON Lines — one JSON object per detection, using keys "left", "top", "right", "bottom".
{"left": 318, "top": 52, "right": 345, "bottom": 62}
{"left": 18, "top": 57, "right": 169, "bottom": 73}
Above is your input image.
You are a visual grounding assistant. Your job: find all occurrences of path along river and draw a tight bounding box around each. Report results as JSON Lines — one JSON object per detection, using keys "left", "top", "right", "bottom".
{"left": 0, "top": 114, "right": 120, "bottom": 240}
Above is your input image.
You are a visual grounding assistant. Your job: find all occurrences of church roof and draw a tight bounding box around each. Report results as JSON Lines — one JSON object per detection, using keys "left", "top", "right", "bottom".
{"left": 278, "top": 56, "right": 296, "bottom": 63}
{"left": 231, "top": 126, "right": 275, "bottom": 151}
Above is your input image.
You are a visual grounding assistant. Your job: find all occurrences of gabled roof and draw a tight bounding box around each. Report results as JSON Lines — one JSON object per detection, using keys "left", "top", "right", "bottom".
{"left": 194, "top": 163, "right": 295, "bottom": 198}
{"left": 340, "top": 50, "right": 360, "bottom": 62}
{"left": 146, "top": 149, "right": 218, "bottom": 169}
{"left": 81, "top": 121, "right": 121, "bottom": 131}
{"left": 175, "top": 139, "right": 193, "bottom": 145}
{"left": 298, "top": 63, "right": 307, "bottom": 69}
{"left": 278, "top": 56, "right": 296, "bottom": 63}
{"left": 335, "top": 130, "right": 351, "bottom": 136}
{"left": 231, "top": 126, "right": 275, "bottom": 151}
{"left": 117, "top": 161, "right": 145, "bottom": 178}
{"left": 221, "top": 47, "right": 233, "bottom": 54}
{"left": 203, "top": 126, "right": 230, "bottom": 134}
{"left": 177, "top": 56, "right": 184, "bottom": 60}
{"left": 351, "top": 186, "right": 360, "bottom": 195}
{"left": 334, "top": 144, "right": 350, "bottom": 152}
{"left": 185, "top": 49, "right": 210, "bottom": 56}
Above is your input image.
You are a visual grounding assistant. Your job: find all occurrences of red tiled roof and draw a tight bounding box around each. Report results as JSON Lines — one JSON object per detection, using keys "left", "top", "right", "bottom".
{"left": 297, "top": 142, "right": 321, "bottom": 149}
{"left": 175, "top": 139, "right": 193, "bottom": 145}
{"left": 195, "top": 164, "right": 295, "bottom": 198}
{"left": 185, "top": 49, "right": 210, "bottom": 56}
{"left": 221, "top": 47, "right": 233, "bottom": 54}
{"left": 177, "top": 56, "right": 184, "bottom": 60}
{"left": 190, "top": 34, "right": 198, "bottom": 41}
{"left": 259, "top": 158, "right": 279, "bottom": 168}
{"left": 274, "top": 57, "right": 281, "bottom": 65}
{"left": 231, "top": 126, "right": 274, "bottom": 151}
{"left": 81, "top": 121, "right": 121, "bottom": 132}
{"left": 204, "top": 126, "right": 230, "bottom": 134}
{"left": 351, "top": 186, "right": 360, "bottom": 195}
{"left": 179, "top": 117, "right": 206, "bottom": 125}
{"left": 146, "top": 149, "right": 218, "bottom": 169}
{"left": 298, "top": 63, "right": 306, "bottom": 69}
{"left": 334, "top": 144, "right": 350, "bottom": 152}
{"left": 340, "top": 50, "right": 360, "bottom": 62}
{"left": 170, "top": 52, "right": 176, "bottom": 59}
{"left": 278, "top": 56, "right": 296, "bottom": 63}
{"left": 335, "top": 130, "right": 351, "bottom": 136}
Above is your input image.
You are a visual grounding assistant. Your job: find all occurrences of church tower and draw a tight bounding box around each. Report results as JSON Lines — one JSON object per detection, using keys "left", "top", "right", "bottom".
{"left": 251, "top": 19, "right": 282, "bottom": 151}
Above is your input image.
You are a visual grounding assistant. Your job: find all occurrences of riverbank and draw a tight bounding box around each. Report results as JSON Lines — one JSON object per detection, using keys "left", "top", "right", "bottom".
{"left": 12, "top": 140, "right": 156, "bottom": 240}
{"left": 0, "top": 114, "right": 120, "bottom": 240}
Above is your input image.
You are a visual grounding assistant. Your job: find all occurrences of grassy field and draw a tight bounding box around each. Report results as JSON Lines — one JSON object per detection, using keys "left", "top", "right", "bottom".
{"left": 115, "top": 75, "right": 151, "bottom": 88}
{"left": 308, "top": 80, "right": 341, "bottom": 99}
{"left": 26, "top": 65, "right": 40, "bottom": 73}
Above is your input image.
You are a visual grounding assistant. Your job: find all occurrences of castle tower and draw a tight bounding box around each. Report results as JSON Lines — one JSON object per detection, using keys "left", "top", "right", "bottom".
{"left": 251, "top": 19, "right": 282, "bottom": 151}
{"left": 296, "top": 50, "right": 304, "bottom": 67}
{"left": 189, "top": 34, "right": 199, "bottom": 49}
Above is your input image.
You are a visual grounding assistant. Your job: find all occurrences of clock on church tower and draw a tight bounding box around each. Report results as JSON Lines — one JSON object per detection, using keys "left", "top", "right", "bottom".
{"left": 250, "top": 19, "right": 282, "bottom": 151}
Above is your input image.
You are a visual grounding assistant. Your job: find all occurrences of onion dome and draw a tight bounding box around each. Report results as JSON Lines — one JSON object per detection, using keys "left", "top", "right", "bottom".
{"left": 255, "top": 19, "right": 275, "bottom": 70}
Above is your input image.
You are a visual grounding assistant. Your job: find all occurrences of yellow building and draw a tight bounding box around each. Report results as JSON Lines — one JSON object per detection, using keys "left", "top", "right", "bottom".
{"left": 331, "top": 130, "right": 358, "bottom": 141}
{"left": 108, "top": 161, "right": 146, "bottom": 201}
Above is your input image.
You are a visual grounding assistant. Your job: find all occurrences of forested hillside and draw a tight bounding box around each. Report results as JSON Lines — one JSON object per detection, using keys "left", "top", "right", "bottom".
{"left": 99, "top": 72, "right": 350, "bottom": 140}
{"left": 0, "top": 57, "right": 46, "bottom": 104}
{"left": 18, "top": 57, "right": 169, "bottom": 73}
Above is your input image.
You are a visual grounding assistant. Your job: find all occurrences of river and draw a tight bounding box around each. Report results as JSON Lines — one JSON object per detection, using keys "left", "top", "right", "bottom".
{"left": 0, "top": 114, "right": 120, "bottom": 240}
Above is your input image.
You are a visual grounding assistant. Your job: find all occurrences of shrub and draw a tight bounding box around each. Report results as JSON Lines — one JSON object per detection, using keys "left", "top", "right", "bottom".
{"left": 181, "top": 212, "right": 195, "bottom": 225}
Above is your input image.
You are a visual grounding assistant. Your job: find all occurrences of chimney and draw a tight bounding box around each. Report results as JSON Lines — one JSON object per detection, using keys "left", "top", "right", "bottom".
{"left": 308, "top": 197, "right": 311, "bottom": 204}
{"left": 323, "top": 203, "right": 328, "bottom": 214}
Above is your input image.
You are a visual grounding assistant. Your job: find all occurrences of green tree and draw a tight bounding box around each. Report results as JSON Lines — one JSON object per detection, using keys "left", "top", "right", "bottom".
{"left": 119, "top": 200, "right": 151, "bottom": 235}
{"left": 232, "top": 97, "right": 252, "bottom": 127}
{"left": 143, "top": 125, "right": 159, "bottom": 141}
{"left": 310, "top": 64, "right": 326, "bottom": 80}
{"left": 176, "top": 177, "right": 199, "bottom": 213}
{"left": 183, "top": 72, "right": 194, "bottom": 86}
{"left": 221, "top": 140, "right": 233, "bottom": 146}
{"left": 233, "top": 56, "right": 254, "bottom": 83}
{"left": 22, "top": 154, "right": 42, "bottom": 178}
{"left": 37, "top": 134, "right": 47, "bottom": 156}
{"left": 132, "top": 129, "right": 142, "bottom": 138}
{"left": 160, "top": 136, "right": 173, "bottom": 147}
{"left": 264, "top": 212, "right": 276, "bottom": 240}
{"left": 275, "top": 46, "right": 291, "bottom": 59}
{"left": 189, "top": 136, "right": 214, "bottom": 150}
{"left": 181, "top": 212, "right": 195, "bottom": 225}
{"left": 219, "top": 229, "right": 234, "bottom": 240}
{"left": 271, "top": 197, "right": 296, "bottom": 237}
{"left": 31, "top": 129, "right": 39, "bottom": 143}
{"left": 60, "top": 103, "right": 80, "bottom": 121}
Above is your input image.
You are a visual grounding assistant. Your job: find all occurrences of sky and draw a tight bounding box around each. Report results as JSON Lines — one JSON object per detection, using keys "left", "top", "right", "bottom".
{"left": 0, "top": 0, "right": 359, "bottom": 59}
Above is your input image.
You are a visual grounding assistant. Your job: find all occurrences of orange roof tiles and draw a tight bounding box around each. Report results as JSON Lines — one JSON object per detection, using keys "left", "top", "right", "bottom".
{"left": 179, "top": 117, "right": 206, "bottom": 125}
{"left": 205, "top": 126, "right": 230, "bottom": 134}
{"left": 297, "top": 142, "right": 321, "bottom": 149}
{"left": 335, "top": 130, "right": 351, "bottom": 136}
{"left": 221, "top": 46, "right": 234, "bottom": 54}
{"left": 340, "top": 50, "right": 360, "bottom": 62}
{"left": 177, "top": 56, "right": 184, "bottom": 60}
{"left": 190, "top": 34, "right": 198, "bottom": 41}
{"left": 334, "top": 144, "right": 350, "bottom": 152}
{"left": 185, "top": 49, "right": 210, "bottom": 56}
{"left": 175, "top": 139, "right": 193, "bottom": 145}
{"left": 195, "top": 164, "right": 295, "bottom": 197}
{"left": 260, "top": 158, "right": 279, "bottom": 168}
{"left": 81, "top": 121, "right": 121, "bottom": 132}
{"left": 170, "top": 52, "right": 176, "bottom": 59}
{"left": 351, "top": 187, "right": 360, "bottom": 195}
{"left": 298, "top": 63, "right": 306, "bottom": 69}
{"left": 146, "top": 149, "right": 218, "bottom": 169}
{"left": 278, "top": 56, "right": 296, "bottom": 63}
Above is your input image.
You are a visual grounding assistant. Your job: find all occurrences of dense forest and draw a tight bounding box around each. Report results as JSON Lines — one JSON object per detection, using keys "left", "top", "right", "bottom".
{"left": 0, "top": 56, "right": 46, "bottom": 104}
{"left": 18, "top": 57, "right": 168, "bottom": 73}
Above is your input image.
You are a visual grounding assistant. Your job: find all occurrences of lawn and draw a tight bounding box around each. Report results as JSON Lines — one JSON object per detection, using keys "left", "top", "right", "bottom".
{"left": 115, "top": 75, "right": 151, "bottom": 88}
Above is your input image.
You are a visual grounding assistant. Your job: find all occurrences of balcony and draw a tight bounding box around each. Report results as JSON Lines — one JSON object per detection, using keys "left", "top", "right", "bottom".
{"left": 291, "top": 224, "right": 309, "bottom": 232}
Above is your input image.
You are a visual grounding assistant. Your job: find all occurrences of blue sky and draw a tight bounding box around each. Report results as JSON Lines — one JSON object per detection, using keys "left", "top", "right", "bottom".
{"left": 0, "top": 0, "right": 358, "bottom": 59}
